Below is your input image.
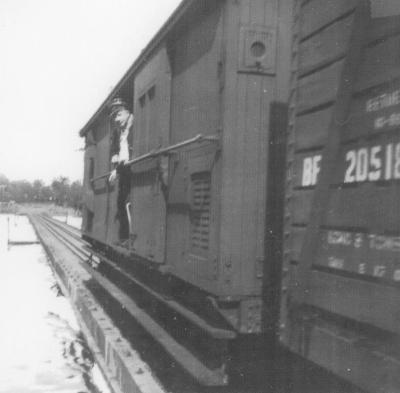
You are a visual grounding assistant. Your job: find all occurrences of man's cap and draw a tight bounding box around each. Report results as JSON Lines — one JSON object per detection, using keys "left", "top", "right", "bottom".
{"left": 109, "top": 97, "right": 128, "bottom": 116}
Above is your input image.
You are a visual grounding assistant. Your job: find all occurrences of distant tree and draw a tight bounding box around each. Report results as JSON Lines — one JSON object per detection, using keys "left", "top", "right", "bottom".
{"left": 0, "top": 174, "right": 10, "bottom": 202}
{"left": 41, "top": 185, "right": 53, "bottom": 202}
{"left": 9, "top": 180, "right": 33, "bottom": 203}
{"left": 0, "top": 173, "right": 9, "bottom": 185}
{"left": 32, "top": 179, "right": 44, "bottom": 201}
{"left": 68, "top": 180, "right": 83, "bottom": 210}
{"left": 0, "top": 175, "right": 82, "bottom": 205}
{"left": 51, "top": 176, "right": 70, "bottom": 205}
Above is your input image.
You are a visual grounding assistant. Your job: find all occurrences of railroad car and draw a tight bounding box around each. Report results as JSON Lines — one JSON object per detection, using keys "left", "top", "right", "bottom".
{"left": 80, "top": 0, "right": 400, "bottom": 391}
{"left": 81, "top": 0, "right": 290, "bottom": 343}
{"left": 280, "top": 1, "right": 400, "bottom": 392}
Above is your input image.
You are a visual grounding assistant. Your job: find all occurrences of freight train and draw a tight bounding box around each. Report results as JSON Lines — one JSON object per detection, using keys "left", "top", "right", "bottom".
{"left": 80, "top": 0, "right": 400, "bottom": 390}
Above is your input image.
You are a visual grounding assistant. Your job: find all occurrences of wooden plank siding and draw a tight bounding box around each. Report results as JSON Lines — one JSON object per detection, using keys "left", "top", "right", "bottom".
{"left": 133, "top": 46, "right": 171, "bottom": 155}
{"left": 218, "top": 0, "right": 290, "bottom": 297}
{"left": 308, "top": 271, "right": 400, "bottom": 335}
{"left": 165, "top": 1, "right": 224, "bottom": 292}
{"left": 296, "top": 60, "right": 344, "bottom": 114}
{"left": 294, "top": 107, "right": 331, "bottom": 150}
{"left": 300, "top": 0, "right": 357, "bottom": 39}
{"left": 355, "top": 32, "right": 400, "bottom": 92}
{"left": 299, "top": 13, "right": 353, "bottom": 76}
{"left": 169, "top": 3, "right": 223, "bottom": 144}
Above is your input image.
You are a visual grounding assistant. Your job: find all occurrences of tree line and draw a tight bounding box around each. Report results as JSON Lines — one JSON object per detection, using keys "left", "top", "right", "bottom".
{"left": 0, "top": 174, "right": 83, "bottom": 209}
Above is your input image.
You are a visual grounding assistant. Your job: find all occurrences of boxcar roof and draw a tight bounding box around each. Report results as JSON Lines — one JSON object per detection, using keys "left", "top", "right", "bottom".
{"left": 79, "top": 0, "right": 196, "bottom": 137}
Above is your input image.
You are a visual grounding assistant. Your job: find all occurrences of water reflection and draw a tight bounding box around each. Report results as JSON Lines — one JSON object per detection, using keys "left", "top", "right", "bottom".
{"left": 0, "top": 215, "right": 109, "bottom": 393}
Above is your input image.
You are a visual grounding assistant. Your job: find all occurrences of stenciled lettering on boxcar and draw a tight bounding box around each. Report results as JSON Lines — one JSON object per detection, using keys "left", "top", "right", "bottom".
{"left": 345, "top": 81, "right": 400, "bottom": 138}
{"left": 301, "top": 154, "right": 321, "bottom": 186}
{"left": 296, "top": 78, "right": 400, "bottom": 287}
{"left": 366, "top": 89, "right": 400, "bottom": 112}
{"left": 366, "top": 86, "right": 400, "bottom": 130}
{"left": 299, "top": 83, "right": 400, "bottom": 187}
{"left": 301, "top": 141, "right": 400, "bottom": 186}
{"left": 313, "top": 229, "right": 400, "bottom": 285}
{"left": 344, "top": 142, "right": 400, "bottom": 183}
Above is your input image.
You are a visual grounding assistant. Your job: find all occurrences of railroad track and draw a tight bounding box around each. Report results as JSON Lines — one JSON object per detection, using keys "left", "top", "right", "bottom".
{"left": 31, "top": 214, "right": 365, "bottom": 393}
{"left": 33, "top": 214, "right": 238, "bottom": 392}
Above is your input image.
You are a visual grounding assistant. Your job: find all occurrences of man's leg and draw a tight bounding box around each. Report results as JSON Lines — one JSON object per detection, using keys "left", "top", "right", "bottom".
{"left": 117, "top": 166, "right": 131, "bottom": 240}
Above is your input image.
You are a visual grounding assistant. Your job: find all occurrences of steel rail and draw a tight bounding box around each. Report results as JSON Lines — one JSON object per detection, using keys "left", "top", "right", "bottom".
{"left": 40, "top": 215, "right": 84, "bottom": 242}
{"left": 37, "top": 216, "right": 89, "bottom": 261}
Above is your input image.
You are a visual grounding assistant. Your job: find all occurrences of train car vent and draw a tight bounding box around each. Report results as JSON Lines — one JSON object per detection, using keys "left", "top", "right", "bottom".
{"left": 239, "top": 25, "right": 276, "bottom": 74}
{"left": 190, "top": 172, "right": 211, "bottom": 255}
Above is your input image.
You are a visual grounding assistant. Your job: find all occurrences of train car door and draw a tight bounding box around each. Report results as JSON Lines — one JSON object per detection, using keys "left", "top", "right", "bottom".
{"left": 90, "top": 115, "right": 113, "bottom": 244}
{"left": 130, "top": 45, "right": 171, "bottom": 264}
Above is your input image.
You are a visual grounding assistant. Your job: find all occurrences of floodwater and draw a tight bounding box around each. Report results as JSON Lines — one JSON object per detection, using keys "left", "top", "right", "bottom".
{"left": 0, "top": 215, "right": 110, "bottom": 393}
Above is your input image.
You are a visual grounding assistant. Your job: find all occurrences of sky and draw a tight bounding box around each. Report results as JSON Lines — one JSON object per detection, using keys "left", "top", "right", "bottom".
{"left": 0, "top": 0, "right": 182, "bottom": 184}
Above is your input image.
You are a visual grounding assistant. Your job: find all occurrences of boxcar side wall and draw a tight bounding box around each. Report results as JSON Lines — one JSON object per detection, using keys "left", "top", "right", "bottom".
{"left": 280, "top": 1, "right": 400, "bottom": 391}
{"left": 217, "top": 0, "right": 291, "bottom": 299}
{"left": 165, "top": 1, "right": 224, "bottom": 293}
{"left": 133, "top": 46, "right": 171, "bottom": 156}
{"left": 280, "top": 0, "right": 359, "bottom": 354}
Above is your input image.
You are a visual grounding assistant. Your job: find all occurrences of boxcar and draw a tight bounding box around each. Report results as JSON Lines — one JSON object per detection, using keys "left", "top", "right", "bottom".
{"left": 81, "top": 0, "right": 291, "bottom": 335}
{"left": 281, "top": 1, "right": 400, "bottom": 392}
{"left": 80, "top": 0, "right": 400, "bottom": 391}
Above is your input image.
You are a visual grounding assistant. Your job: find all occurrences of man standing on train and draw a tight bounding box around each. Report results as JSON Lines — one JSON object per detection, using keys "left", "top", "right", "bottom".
{"left": 108, "top": 97, "right": 133, "bottom": 244}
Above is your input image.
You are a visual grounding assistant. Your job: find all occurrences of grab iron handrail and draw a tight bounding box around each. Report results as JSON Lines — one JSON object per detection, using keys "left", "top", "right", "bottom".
{"left": 90, "top": 133, "right": 219, "bottom": 182}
